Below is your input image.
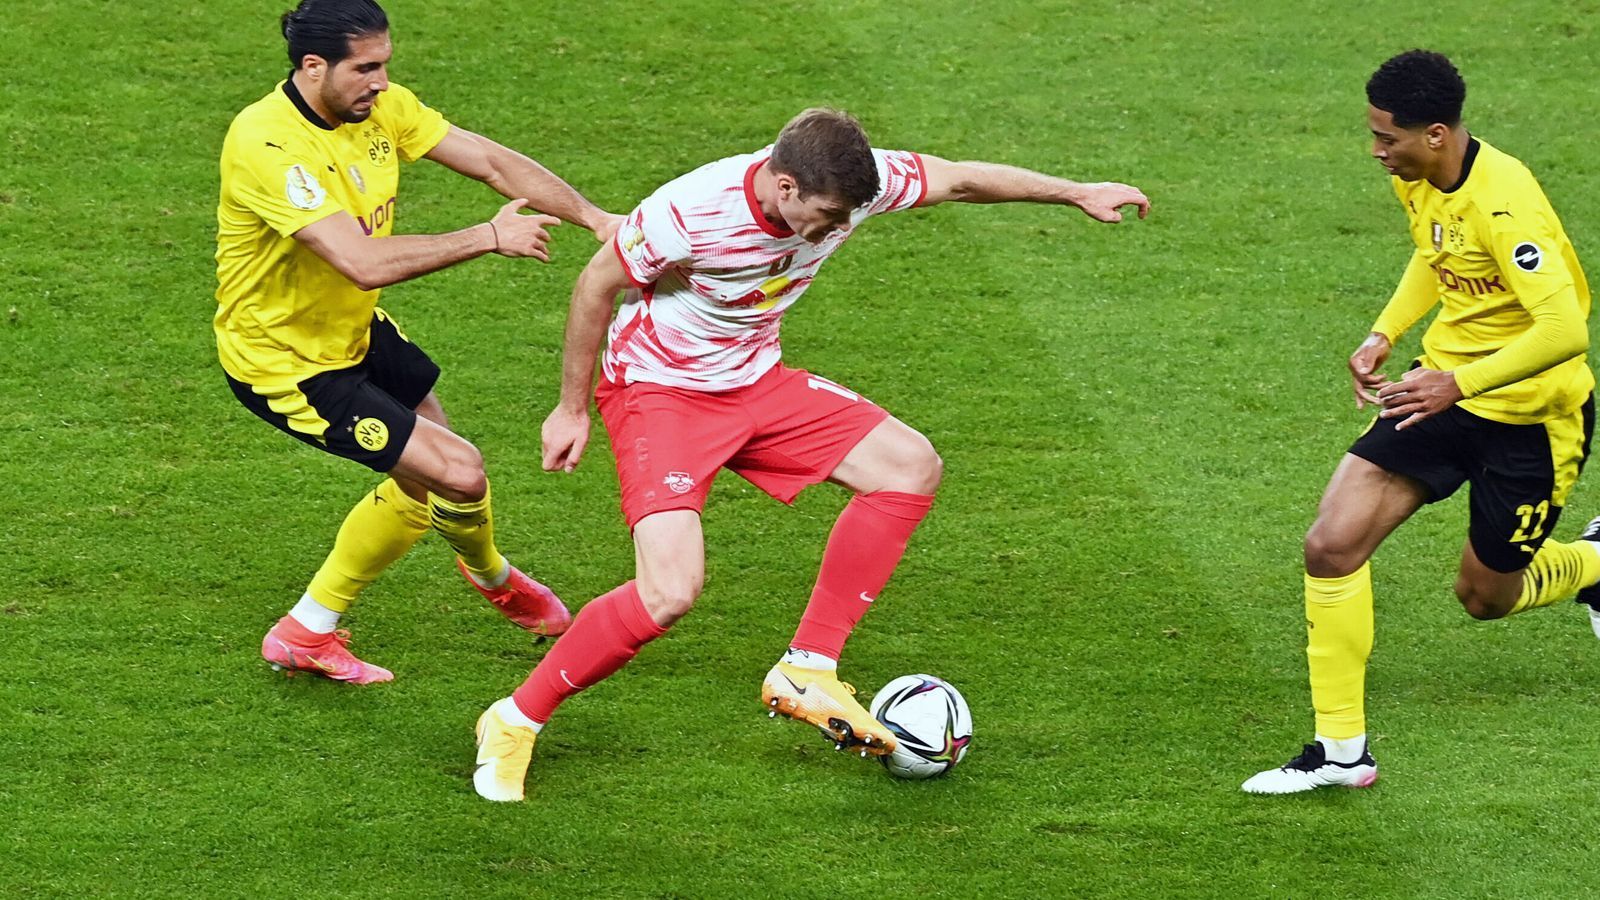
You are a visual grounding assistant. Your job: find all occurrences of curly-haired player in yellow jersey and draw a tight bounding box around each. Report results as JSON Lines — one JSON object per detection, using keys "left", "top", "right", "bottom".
{"left": 1244, "top": 50, "right": 1600, "bottom": 793}
{"left": 215, "top": 0, "right": 621, "bottom": 684}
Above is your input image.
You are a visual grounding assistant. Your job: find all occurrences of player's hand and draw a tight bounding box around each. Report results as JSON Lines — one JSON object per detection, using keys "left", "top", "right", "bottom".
{"left": 490, "top": 199, "right": 561, "bottom": 261}
{"left": 541, "top": 404, "right": 590, "bottom": 473}
{"left": 1377, "top": 365, "right": 1463, "bottom": 430}
{"left": 589, "top": 212, "right": 625, "bottom": 245}
{"left": 1349, "top": 332, "right": 1392, "bottom": 409}
{"left": 1071, "top": 182, "right": 1150, "bottom": 222}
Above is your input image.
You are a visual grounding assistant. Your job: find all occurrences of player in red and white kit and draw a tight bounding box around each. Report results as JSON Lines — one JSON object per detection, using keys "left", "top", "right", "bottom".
{"left": 472, "top": 108, "right": 1149, "bottom": 800}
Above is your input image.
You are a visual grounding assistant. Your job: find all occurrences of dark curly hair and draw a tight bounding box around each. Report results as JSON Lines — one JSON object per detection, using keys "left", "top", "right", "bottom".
{"left": 282, "top": 0, "right": 388, "bottom": 69}
{"left": 1366, "top": 50, "right": 1466, "bottom": 128}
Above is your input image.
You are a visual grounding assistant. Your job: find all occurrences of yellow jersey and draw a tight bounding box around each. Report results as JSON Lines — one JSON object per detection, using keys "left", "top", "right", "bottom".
{"left": 1372, "top": 137, "right": 1592, "bottom": 424}
{"left": 214, "top": 79, "right": 450, "bottom": 385}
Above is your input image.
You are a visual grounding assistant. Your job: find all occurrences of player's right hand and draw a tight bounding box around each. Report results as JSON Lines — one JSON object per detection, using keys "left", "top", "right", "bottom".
{"left": 1349, "top": 332, "right": 1392, "bottom": 409}
{"left": 490, "top": 198, "right": 561, "bottom": 261}
{"left": 541, "top": 405, "right": 590, "bottom": 473}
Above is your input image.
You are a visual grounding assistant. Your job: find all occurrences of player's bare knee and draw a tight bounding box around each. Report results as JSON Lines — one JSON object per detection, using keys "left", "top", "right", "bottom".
{"left": 638, "top": 575, "right": 703, "bottom": 625}
{"left": 906, "top": 445, "right": 943, "bottom": 494}
{"left": 1458, "top": 593, "right": 1509, "bottom": 621}
{"left": 888, "top": 434, "right": 941, "bottom": 494}
{"left": 437, "top": 445, "right": 487, "bottom": 503}
{"left": 1303, "top": 528, "right": 1365, "bottom": 578}
{"left": 1454, "top": 578, "right": 1511, "bottom": 621}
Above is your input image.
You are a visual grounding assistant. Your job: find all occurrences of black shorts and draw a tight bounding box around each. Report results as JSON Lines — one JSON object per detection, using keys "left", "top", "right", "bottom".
{"left": 1349, "top": 395, "right": 1595, "bottom": 573}
{"left": 226, "top": 309, "right": 441, "bottom": 472}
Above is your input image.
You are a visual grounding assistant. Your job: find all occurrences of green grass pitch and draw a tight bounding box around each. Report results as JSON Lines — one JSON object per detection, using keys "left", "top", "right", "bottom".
{"left": 4, "top": 1, "right": 1600, "bottom": 896}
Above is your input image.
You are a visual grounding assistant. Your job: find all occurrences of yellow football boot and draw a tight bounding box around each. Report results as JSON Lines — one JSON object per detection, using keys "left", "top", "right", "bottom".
{"left": 760, "top": 662, "right": 898, "bottom": 757}
{"left": 473, "top": 703, "right": 538, "bottom": 802}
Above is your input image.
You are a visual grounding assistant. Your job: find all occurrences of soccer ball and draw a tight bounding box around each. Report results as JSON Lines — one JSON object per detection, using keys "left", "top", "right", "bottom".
{"left": 868, "top": 674, "right": 973, "bottom": 779}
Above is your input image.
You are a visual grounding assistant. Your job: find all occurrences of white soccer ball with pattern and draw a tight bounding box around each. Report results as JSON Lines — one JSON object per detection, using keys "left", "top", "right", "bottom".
{"left": 869, "top": 674, "right": 972, "bottom": 779}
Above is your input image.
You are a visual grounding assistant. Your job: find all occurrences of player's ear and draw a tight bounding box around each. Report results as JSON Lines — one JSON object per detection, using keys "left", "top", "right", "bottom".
{"left": 302, "top": 54, "right": 327, "bottom": 81}
{"left": 1425, "top": 122, "right": 1449, "bottom": 149}
{"left": 775, "top": 172, "right": 797, "bottom": 202}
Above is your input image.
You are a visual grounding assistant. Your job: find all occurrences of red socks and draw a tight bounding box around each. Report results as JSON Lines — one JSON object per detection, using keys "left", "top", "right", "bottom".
{"left": 510, "top": 490, "right": 932, "bottom": 725}
{"left": 790, "top": 490, "right": 934, "bottom": 659}
{"left": 512, "top": 581, "right": 666, "bottom": 724}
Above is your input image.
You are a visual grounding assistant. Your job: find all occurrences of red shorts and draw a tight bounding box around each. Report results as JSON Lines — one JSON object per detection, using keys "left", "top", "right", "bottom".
{"left": 595, "top": 365, "right": 890, "bottom": 527}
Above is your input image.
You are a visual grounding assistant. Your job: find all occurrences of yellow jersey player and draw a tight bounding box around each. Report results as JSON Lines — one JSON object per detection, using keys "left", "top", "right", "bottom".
{"left": 217, "top": 0, "right": 620, "bottom": 684}
{"left": 1244, "top": 50, "right": 1600, "bottom": 793}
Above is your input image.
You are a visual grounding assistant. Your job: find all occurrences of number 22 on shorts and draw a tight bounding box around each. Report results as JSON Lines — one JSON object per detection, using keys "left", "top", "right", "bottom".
{"left": 1510, "top": 500, "right": 1551, "bottom": 543}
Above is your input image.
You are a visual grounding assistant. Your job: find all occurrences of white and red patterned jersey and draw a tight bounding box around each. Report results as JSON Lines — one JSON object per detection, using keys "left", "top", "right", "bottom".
{"left": 605, "top": 145, "right": 928, "bottom": 391}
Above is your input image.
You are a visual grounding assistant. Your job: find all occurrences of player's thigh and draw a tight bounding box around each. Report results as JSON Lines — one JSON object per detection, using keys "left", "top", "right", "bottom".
{"left": 389, "top": 415, "right": 485, "bottom": 503}
{"left": 632, "top": 509, "right": 706, "bottom": 625}
{"left": 365, "top": 308, "right": 442, "bottom": 412}
{"left": 226, "top": 368, "right": 418, "bottom": 474}
{"left": 1304, "top": 453, "right": 1430, "bottom": 577}
{"left": 826, "top": 415, "right": 942, "bottom": 495}
{"left": 728, "top": 368, "right": 893, "bottom": 503}
{"left": 1461, "top": 409, "right": 1582, "bottom": 576}
{"left": 596, "top": 380, "right": 750, "bottom": 528}
{"left": 389, "top": 391, "right": 453, "bottom": 504}
{"left": 415, "top": 391, "right": 450, "bottom": 428}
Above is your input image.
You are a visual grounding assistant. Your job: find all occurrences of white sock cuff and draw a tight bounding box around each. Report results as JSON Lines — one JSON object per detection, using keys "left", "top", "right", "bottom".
{"left": 495, "top": 696, "right": 544, "bottom": 732}
{"left": 289, "top": 593, "right": 341, "bottom": 634}
{"left": 465, "top": 555, "right": 512, "bottom": 590}
{"left": 781, "top": 647, "right": 838, "bottom": 671}
{"left": 1315, "top": 733, "right": 1367, "bottom": 764}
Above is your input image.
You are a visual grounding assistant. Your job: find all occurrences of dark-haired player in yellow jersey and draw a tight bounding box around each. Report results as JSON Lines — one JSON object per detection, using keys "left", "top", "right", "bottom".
{"left": 1244, "top": 49, "right": 1600, "bottom": 793}
{"left": 216, "top": 0, "right": 620, "bottom": 684}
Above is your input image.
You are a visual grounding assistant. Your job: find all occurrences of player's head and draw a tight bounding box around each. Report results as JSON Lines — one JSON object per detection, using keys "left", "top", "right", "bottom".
{"left": 769, "top": 109, "right": 880, "bottom": 243}
{"left": 1365, "top": 50, "right": 1466, "bottom": 182}
{"left": 282, "top": 0, "right": 391, "bottom": 124}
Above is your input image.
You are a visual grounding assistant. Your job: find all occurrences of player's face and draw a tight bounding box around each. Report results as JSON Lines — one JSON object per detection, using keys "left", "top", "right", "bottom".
{"left": 776, "top": 178, "right": 855, "bottom": 244}
{"left": 1367, "top": 104, "right": 1433, "bottom": 182}
{"left": 320, "top": 32, "right": 393, "bottom": 124}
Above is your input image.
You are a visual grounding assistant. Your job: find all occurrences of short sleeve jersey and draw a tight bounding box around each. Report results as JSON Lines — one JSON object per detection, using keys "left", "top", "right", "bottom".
{"left": 214, "top": 80, "right": 450, "bottom": 385}
{"left": 605, "top": 147, "right": 928, "bottom": 391}
{"left": 1393, "top": 138, "right": 1593, "bottom": 423}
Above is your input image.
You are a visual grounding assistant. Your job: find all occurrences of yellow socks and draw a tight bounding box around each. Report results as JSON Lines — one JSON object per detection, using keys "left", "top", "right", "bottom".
{"left": 1508, "top": 539, "right": 1600, "bottom": 615}
{"left": 430, "top": 480, "right": 508, "bottom": 586}
{"left": 1306, "top": 563, "right": 1374, "bottom": 741}
{"left": 307, "top": 478, "right": 432, "bottom": 611}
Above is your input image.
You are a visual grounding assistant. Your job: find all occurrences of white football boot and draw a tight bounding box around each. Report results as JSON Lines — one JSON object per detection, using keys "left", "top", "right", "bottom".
{"left": 1571, "top": 515, "right": 1600, "bottom": 639}
{"left": 1241, "top": 741, "right": 1377, "bottom": 794}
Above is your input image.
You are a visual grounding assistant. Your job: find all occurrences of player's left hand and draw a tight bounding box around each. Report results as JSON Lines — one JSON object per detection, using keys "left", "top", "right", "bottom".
{"left": 590, "top": 212, "right": 625, "bottom": 244}
{"left": 1377, "top": 366, "right": 1463, "bottom": 430}
{"left": 1072, "top": 182, "right": 1151, "bottom": 222}
{"left": 541, "top": 404, "right": 591, "bottom": 473}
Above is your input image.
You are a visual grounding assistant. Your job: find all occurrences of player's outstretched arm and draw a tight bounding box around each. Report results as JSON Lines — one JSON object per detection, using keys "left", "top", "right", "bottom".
{"left": 427, "top": 126, "right": 623, "bottom": 243}
{"left": 294, "top": 199, "right": 559, "bottom": 290}
{"left": 917, "top": 154, "right": 1150, "bottom": 222}
{"left": 542, "top": 242, "right": 633, "bottom": 473}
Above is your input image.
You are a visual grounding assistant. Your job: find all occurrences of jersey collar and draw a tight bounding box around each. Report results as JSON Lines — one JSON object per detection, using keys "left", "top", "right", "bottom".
{"left": 1440, "top": 136, "right": 1480, "bottom": 195}
{"left": 744, "top": 157, "right": 795, "bottom": 238}
{"left": 281, "top": 75, "right": 336, "bottom": 131}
